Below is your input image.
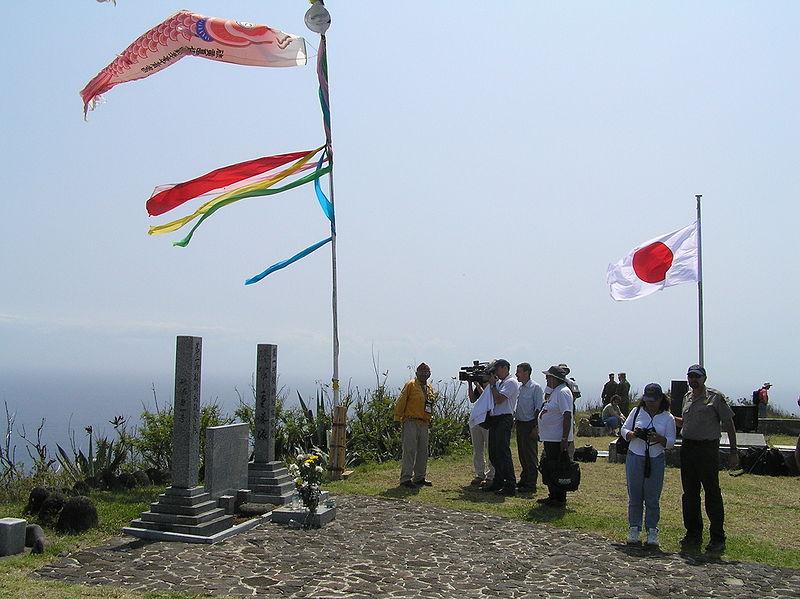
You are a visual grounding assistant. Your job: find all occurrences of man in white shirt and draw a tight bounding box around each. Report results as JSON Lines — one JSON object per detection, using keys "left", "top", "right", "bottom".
{"left": 514, "top": 362, "right": 543, "bottom": 492}
{"left": 537, "top": 365, "right": 574, "bottom": 507}
{"left": 468, "top": 359, "right": 519, "bottom": 496}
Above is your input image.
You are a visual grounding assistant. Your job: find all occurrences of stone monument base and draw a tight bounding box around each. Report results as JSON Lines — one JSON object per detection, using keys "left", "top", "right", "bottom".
{"left": 247, "top": 461, "right": 294, "bottom": 505}
{"left": 124, "top": 486, "right": 236, "bottom": 543}
{"left": 271, "top": 504, "right": 337, "bottom": 528}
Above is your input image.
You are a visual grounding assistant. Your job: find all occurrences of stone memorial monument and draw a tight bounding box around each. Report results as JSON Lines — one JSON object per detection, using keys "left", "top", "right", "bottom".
{"left": 204, "top": 422, "right": 250, "bottom": 511}
{"left": 247, "top": 344, "right": 295, "bottom": 505}
{"left": 124, "top": 336, "right": 238, "bottom": 542}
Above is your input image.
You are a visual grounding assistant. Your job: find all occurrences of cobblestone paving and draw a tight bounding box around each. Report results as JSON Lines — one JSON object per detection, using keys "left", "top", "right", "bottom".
{"left": 34, "top": 495, "right": 800, "bottom": 598}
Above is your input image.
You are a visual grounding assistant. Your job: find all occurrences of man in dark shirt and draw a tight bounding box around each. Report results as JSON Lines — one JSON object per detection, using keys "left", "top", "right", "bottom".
{"left": 617, "top": 372, "right": 631, "bottom": 413}
{"left": 601, "top": 373, "right": 617, "bottom": 406}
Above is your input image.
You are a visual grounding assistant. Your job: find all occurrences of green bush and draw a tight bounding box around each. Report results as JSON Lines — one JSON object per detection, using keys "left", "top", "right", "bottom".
{"left": 347, "top": 379, "right": 470, "bottom": 465}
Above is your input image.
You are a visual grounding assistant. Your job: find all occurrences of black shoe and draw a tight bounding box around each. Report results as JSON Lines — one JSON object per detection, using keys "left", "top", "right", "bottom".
{"left": 400, "top": 481, "right": 417, "bottom": 489}
{"left": 414, "top": 479, "right": 433, "bottom": 487}
{"left": 679, "top": 535, "right": 701, "bottom": 551}
{"left": 481, "top": 483, "right": 502, "bottom": 492}
{"left": 544, "top": 497, "right": 566, "bottom": 507}
{"left": 705, "top": 540, "right": 726, "bottom": 554}
{"left": 495, "top": 487, "right": 516, "bottom": 497}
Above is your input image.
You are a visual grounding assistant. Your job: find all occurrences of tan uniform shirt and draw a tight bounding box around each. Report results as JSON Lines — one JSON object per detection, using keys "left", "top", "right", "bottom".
{"left": 681, "top": 387, "right": 734, "bottom": 441}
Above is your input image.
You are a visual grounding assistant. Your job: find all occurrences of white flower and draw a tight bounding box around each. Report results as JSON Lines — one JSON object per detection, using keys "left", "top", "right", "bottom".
{"left": 288, "top": 464, "right": 300, "bottom": 476}
{"left": 315, "top": 465, "right": 323, "bottom": 473}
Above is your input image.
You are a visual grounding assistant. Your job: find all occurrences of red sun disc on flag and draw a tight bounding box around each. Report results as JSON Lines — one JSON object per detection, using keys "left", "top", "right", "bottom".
{"left": 632, "top": 242, "right": 673, "bottom": 283}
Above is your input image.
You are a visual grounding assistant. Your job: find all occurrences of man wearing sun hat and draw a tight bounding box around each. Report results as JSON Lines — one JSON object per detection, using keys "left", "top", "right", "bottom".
{"left": 677, "top": 364, "right": 738, "bottom": 555}
{"left": 537, "top": 365, "right": 574, "bottom": 507}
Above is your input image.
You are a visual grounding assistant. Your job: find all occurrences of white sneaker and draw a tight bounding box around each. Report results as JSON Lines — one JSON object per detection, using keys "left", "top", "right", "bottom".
{"left": 645, "top": 528, "right": 659, "bottom": 547}
{"left": 627, "top": 526, "right": 640, "bottom": 545}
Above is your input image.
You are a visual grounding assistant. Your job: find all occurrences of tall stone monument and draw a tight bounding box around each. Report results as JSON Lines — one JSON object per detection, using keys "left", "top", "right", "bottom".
{"left": 125, "top": 336, "right": 234, "bottom": 541}
{"left": 247, "top": 344, "right": 294, "bottom": 505}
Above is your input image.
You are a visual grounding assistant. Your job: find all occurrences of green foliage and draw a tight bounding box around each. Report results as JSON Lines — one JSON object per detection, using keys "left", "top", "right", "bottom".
{"left": 132, "top": 407, "right": 173, "bottom": 472}
{"left": 347, "top": 379, "right": 470, "bottom": 465}
{"left": 56, "top": 418, "right": 130, "bottom": 487}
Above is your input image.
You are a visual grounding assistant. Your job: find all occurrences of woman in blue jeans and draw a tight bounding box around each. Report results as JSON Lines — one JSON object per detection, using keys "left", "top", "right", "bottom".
{"left": 621, "top": 383, "right": 676, "bottom": 547}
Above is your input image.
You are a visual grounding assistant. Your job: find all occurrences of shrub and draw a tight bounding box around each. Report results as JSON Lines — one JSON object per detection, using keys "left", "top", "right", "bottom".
{"left": 38, "top": 491, "right": 67, "bottom": 526}
{"left": 56, "top": 496, "right": 98, "bottom": 533}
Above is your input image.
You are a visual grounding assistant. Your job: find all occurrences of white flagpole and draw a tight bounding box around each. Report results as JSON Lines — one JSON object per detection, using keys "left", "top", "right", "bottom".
{"left": 696, "top": 194, "right": 704, "bottom": 366}
{"left": 306, "top": 0, "right": 345, "bottom": 478}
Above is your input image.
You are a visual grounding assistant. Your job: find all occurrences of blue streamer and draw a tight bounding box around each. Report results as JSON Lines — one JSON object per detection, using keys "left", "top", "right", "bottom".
{"left": 314, "top": 151, "right": 334, "bottom": 222}
{"left": 245, "top": 236, "right": 333, "bottom": 285}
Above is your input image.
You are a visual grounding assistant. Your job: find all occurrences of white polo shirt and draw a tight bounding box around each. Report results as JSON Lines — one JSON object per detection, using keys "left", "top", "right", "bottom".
{"left": 490, "top": 375, "right": 519, "bottom": 416}
{"left": 538, "top": 383, "right": 574, "bottom": 442}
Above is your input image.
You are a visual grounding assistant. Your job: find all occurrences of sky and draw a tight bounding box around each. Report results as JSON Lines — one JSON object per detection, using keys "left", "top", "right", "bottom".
{"left": 2, "top": 1, "right": 799, "bottom": 446}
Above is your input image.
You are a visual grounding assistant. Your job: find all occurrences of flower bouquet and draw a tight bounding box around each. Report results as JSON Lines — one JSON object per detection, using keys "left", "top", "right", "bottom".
{"left": 288, "top": 449, "right": 325, "bottom": 528}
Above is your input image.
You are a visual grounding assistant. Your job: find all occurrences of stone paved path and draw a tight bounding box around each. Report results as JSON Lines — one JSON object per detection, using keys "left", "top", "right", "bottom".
{"left": 34, "top": 495, "right": 800, "bottom": 598}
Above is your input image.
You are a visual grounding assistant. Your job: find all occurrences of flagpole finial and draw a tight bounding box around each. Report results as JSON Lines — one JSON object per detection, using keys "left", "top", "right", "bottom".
{"left": 305, "top": 1, "right": 331, "bottom": 33}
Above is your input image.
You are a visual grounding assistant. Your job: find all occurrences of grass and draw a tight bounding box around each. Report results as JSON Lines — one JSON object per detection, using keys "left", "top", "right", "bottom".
{"left": 0, "top": 487, "right": 207, "bottom": 599}
{"left": 325, "top": 441, "right": 800, "bottom": 569}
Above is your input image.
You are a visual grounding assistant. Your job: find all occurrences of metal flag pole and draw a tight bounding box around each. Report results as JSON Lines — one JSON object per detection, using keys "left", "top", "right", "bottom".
{"left": 696, "top": 194, "right": 704, "bottom": 366}
{"left": 306, "top": 0, "right": 345, "bottom": 478}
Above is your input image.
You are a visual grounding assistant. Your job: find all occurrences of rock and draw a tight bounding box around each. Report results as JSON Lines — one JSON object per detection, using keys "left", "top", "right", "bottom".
{"left": 24, "top": 487, "right": 49, "bottom": 515}
{"left": 133, "top": 470, "right": 151, "bottom": 487}
{"left": 25, "top": 524, "right": 45, "bottom": 554}
{"left": 39, "top": 491, "right": 67, "bottom": 526}
{"left": 56, "top": 496, "right": 98, "bottom": 533}
{"left": 118, "top": 472, "right": 137, "bottom": 489}
{"left": 72, "top": 480, "right": 91, "bottom": 496}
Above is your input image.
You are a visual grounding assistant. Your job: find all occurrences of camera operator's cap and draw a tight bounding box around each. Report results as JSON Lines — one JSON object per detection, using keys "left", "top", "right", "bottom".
{"left": 763, "top": 382, "right": 772, "bottom": 387}
{"left": 643, "top": 383, "right": 664, "bottom": 399}
{"left": 542, "top": 365, "right": 568, "bottom": 382}
{"left": 687, "top": 364, "right": 706, "bottom": 377}
{"left": 557, "top": 363, "right": 571, "bottom": 375}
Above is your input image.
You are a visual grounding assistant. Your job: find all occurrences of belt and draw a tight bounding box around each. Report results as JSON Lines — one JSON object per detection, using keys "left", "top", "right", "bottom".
{"left": 681, "top": 438, "right": 719, "bottom": 447}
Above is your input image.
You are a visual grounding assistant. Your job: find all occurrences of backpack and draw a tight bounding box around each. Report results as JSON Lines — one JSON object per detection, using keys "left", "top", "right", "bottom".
{"left": 573, "top": 444, "right": 598, "bottom": 463}
{"left": 752, "top": 390, "right": 760, "bottom": 405}
{"left": 540, "top": 451, "right": 581, "bottom": 491}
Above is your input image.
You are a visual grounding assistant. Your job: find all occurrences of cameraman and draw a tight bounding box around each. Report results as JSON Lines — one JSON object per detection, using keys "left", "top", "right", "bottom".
{"left": 467, "top": 359, "right": 519, "bottom": 496}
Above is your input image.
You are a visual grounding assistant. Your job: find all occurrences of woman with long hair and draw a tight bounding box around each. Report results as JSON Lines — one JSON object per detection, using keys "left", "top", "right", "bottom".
{"left": 620, "top": 382, "right": 676, "bottom": 547}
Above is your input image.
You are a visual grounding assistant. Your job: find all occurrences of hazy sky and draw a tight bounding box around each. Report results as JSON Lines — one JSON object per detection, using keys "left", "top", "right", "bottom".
{"left": 2, "top": 1, "right": 799, "bottom": 433}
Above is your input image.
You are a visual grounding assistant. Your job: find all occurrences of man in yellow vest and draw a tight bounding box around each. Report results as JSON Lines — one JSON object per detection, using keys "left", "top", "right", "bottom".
{"left": 394, "top": 363, "right": 434, "bottom": 488}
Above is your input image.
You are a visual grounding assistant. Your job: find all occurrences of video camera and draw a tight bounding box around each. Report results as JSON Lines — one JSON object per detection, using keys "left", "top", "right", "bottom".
{"left": 458, "top": 360, "right": 496, "bottom": 385}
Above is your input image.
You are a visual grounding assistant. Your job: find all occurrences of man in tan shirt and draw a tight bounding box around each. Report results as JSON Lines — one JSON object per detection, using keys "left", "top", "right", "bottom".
{"left": 677, "top": 364, "right": 738, "bottom": 555}
{"left": 394, "top": 363, "right": 434, "bottom": 488}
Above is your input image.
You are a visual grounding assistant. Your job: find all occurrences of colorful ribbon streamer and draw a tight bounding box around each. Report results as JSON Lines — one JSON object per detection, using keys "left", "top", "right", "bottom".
{"left": 149, "top": 147, "right": 324, "bottom": 237}
{"left": 173, "top": 165, "right": 331, "bottom": 247}
{"left": 245, "top": 236, "right": 333, "bottom": 285}
{"left": 147, "top": 149, "right": 321, "bottom": 216}
{"left": 314, "top": 150, "right": 334, "bottom": 222}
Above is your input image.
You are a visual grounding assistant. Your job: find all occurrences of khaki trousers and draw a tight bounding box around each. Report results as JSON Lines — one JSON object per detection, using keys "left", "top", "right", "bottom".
{"left": 400, "top": 419, "right": 430, "bottom": 483}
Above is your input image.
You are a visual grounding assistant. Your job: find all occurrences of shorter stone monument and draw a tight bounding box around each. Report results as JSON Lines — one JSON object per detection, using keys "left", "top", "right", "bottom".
{"left": 205, "top": 423, "right": 249, "bottom": 501}
{"left": 0, "top": 518, "right": 26, "bottom": 557}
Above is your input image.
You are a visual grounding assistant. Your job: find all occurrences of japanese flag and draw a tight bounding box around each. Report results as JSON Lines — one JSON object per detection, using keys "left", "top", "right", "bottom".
{"left": 606, "top": 221, "right": 699, "bottom": 301}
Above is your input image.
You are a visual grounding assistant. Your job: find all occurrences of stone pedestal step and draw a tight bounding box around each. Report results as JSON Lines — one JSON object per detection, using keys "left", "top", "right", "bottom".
{"left": 248, "top": 473, "right": 293, "bottom": 486}
{"left": 150, "top": 499, "right": 219, "bottom": 516}
{"left": 248, "top": 461, "right": 287, "bottom": 473}
{"left": 140, "top": 508, "right": 226, "bottom": 526}
{"left": 128, "top": 514, "right": 234, "bottom": 537}
{"left": 248, "top": 481, "right": 294, "bottom": 495}
{"left": 157, "top": 491, "right": 212, "bottom": 507}
{"left": 249, "top": 492, "right": 293, "bottom": 505}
